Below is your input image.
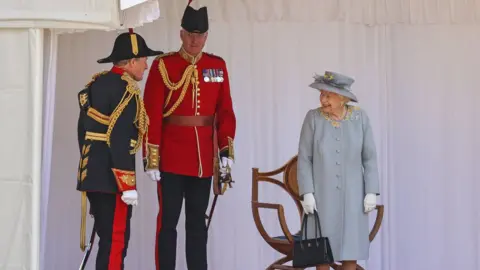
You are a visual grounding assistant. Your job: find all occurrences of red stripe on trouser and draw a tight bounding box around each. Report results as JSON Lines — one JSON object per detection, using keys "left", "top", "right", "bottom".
{"left": 155, "top": 182, "right": 163, "bottom": 270}
{"left": 108, "top": 194, "right": 128, "bottom": 269}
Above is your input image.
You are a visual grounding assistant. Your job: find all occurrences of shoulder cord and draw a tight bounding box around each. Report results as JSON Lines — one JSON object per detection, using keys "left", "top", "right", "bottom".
{"left": 105, "top": 74, "right": 149, "bottom": 155}
{"left": 158, "top": 58, "right": 197, "bottom": 117}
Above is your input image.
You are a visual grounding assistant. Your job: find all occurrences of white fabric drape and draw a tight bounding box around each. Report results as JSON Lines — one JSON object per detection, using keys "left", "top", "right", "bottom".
{"left": 40, "top": 29, "right": 58, "bottom": 270}
{"left": 119, "top": 0, "right": 161, "bottom": 28}
{"left": 0, "top": 0, "right": 160, "bottom": 30}
{"left": 383, "top": 24, "right": 480, "bottom": 270}
{"left": 29, "top": 28, "right": 45, "bottom": 270}
{"left": 42, "top": 1, "right": 480, "bottom": 270}
{"left": 53, "top": 0, "right": 161, "bottom": 34}
{"left": 0, "top": 28, "right": 44, "bottom": 270}
{"left": 5, "top": 0, "right": 480, "bottom": 27}
{"left": 0, "top": 28, "right": 32, "bottom": 270}
{"left": 157, "top": 0, "right": 480, "bottom": 25}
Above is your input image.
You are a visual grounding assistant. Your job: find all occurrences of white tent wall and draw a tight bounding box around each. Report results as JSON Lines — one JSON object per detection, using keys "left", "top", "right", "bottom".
{"left": 41, "top": 29, "right": 59, "bottom": 270}
{"left": 0, "top": 0, "right": 159, "bottom": 268}
{"left": 44, "top": 1, "right": 480, "bottom": 269}
{"left": 0, "top": 28, "right": 43, "bottom": 270}
{"left": 0, "top": 0, "right": 162, "bottom": 268}
{"left": 0, "top": 0, "right": 119, "bottom": 30}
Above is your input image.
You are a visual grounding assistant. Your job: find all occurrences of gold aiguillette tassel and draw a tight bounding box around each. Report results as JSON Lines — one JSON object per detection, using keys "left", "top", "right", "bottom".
{"left": 80, "top": 191, "right": 87, "bottom": 251}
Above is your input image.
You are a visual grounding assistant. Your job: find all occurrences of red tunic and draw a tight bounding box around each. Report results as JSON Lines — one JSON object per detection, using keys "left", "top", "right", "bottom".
{"left": 143, "top": 48, "right": 236, "bottom": 178}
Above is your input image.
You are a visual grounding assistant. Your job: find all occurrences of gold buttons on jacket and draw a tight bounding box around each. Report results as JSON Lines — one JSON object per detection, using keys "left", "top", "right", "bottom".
{"left": 196, "top": 86, "right": 201, "bottom": 114}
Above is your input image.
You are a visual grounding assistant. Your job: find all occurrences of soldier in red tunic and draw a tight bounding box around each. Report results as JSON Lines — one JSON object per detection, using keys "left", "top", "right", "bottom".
{"left": 76, "top": 30, "right": 163, "bottom": 269}
{"left": 142, "top": 1, "right": 236, "bottom": 270}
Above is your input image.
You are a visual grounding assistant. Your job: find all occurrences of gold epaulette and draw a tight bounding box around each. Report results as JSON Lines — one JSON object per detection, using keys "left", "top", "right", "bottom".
{"left": 85, "top": 70, "right": 109, "bottom": 88}
{"left": 204, "top": 52, "right": 225, "bottom": 61}
{"left": 79, "top": 70, "right": 108, "bottom": 110}
{"left": 105, "top": 74, "right": 149, "bottom": 154}
{"left": 78, "top": 75, "right": 111, "bottom": 126}
{"left": 78, "top": 74, "right": 111, "bottom": 126}
{"left": 154, "top": 51, "right": 176, "bottom": 61}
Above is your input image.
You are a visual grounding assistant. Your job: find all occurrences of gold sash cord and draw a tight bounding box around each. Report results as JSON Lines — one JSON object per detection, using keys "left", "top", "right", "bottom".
{"left": 157, "top": 58, "right": 199, "bottom": 117}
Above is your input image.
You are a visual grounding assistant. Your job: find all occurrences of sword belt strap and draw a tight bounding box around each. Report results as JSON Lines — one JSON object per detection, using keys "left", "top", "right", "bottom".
{"left": 164, "top": 115, "right": 214, "bottom": 126}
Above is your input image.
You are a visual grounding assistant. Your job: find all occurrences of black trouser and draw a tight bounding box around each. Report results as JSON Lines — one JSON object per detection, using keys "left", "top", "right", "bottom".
{"left": 155, "top": 172, "right": 212, "bottom": 270}
{"left": 87, "top": 192, "right": 132, "bottom": 270}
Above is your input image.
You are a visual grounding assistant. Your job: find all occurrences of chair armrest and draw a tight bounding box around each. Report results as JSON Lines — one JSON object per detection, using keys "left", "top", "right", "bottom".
{"left": 252, "top": 201, "right": 295, "bottom": 244}
{"left": 369, "top": 204, "right": 384, "bottom": 241}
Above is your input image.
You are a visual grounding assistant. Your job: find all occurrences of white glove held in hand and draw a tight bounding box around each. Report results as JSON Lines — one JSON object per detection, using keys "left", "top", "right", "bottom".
{"left": 364, "top": 193, "right": 376, "bottom": 213}
{"left": 301, "top": 193, "right": 316, "bottom": 214}
{"left": 121, "top": 190, "right": 138, "bottom": 206}
{"left": 146, "top": 169, "right": 161, "bottom": 181}
{"left": 219, "top": 157, "right": 234, "bottom": 177}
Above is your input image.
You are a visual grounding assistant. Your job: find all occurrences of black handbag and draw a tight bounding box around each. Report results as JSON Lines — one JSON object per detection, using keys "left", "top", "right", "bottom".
{"left": 292, "top": 210, "right": 334, "bottom": 268}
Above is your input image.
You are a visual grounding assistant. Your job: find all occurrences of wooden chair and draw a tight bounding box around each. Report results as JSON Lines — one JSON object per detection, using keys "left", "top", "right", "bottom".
{"left": 251, "top": 156, "right": 384, "bottom": 270}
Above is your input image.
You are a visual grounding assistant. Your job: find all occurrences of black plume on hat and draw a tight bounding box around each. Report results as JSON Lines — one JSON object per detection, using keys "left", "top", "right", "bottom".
{"left": 181, "top": 1, "right": 209, "bottom": 33}
{"left": 97, "top": 29, "right": 163, "bottom": 64}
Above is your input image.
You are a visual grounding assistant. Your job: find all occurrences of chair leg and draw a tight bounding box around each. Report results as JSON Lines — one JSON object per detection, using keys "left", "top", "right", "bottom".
{"left": 267, "top": 255, "right": 294, "bottom": 270}
{"left": 330, "top": 263, "right": 341, "bottom": 270}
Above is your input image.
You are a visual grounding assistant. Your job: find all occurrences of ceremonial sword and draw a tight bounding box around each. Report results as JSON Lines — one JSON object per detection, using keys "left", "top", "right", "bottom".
{"left": 79, "top": 225, "right": 96, "bottom": 270}
{"left": 206, "top": 163, "right": 233, "bottom": 230}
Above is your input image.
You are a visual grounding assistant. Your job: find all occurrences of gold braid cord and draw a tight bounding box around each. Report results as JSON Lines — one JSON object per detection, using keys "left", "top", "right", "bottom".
{"left": 79, "top": 144, "right": 91, "bottom": 251}
{"left": 80, "top": 191, "right": 87, "bottom": 251}
{"left": 158, "top": 58, "right": 198, "bottom": 117}
{"left": 105, "top": 74, "right": 149, "bottom": 154}
{"left": 133, "top": 91, "right": 149, "bottom": 154}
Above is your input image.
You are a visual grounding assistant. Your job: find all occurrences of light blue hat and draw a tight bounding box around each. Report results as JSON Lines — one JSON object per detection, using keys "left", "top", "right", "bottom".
{"left": 309, "top": 71, "right": 358, "bottom": 102}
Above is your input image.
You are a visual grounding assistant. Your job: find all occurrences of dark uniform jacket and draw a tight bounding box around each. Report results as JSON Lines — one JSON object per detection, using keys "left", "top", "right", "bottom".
{"left": 76, "top": 66, "right": 148, "bottom": 193}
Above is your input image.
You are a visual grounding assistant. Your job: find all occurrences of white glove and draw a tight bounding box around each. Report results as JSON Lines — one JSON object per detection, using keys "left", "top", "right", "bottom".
{"left": 301, "top": 193, "right": 316, "bottom": 214}
{"left": 121, "top": 190, "right": 138, "bottom": 206}
{"left": 364, "top": 193, "right": 376, "bottom": 213}
{"left": 219, "top": 157, "right": 234, "bottom": 177}
{"left": 146, "top": 169, "right": 161, "bottom": 181}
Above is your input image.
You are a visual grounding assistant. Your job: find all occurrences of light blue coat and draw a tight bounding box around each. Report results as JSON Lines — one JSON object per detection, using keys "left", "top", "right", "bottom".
{"left": 297, "top": 106, "right": 380, "bottom": 261}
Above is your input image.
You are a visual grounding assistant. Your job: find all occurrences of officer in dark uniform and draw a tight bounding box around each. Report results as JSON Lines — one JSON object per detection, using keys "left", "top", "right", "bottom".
{"left": 76, "top": 29, "right": 163, "bottom": 270}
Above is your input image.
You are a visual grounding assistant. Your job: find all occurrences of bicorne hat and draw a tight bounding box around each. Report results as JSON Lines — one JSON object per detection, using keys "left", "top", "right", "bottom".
{"left": 181, "top": 0, "right": 209, "bottom": 33}
{"left": 309, "top": 71, "right": 358, "bottom": 102}
{"left": 97, "top": 29, "right": 163, "bottom": 64}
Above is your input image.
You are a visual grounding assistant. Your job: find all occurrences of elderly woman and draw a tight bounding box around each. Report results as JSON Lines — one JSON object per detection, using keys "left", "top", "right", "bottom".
{"left": 297, "top": 71, "right": 380, "bottom": 270}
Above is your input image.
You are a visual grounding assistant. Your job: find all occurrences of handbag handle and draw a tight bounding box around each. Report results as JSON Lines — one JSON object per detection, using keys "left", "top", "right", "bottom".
{"left": 299, "top": 210, "right": 324, "bottom": 249}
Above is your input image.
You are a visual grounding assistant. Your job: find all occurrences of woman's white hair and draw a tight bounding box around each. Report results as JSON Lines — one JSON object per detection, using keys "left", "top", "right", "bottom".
{"left": 320, "top": 89, "right": 351, "bottom": 104}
